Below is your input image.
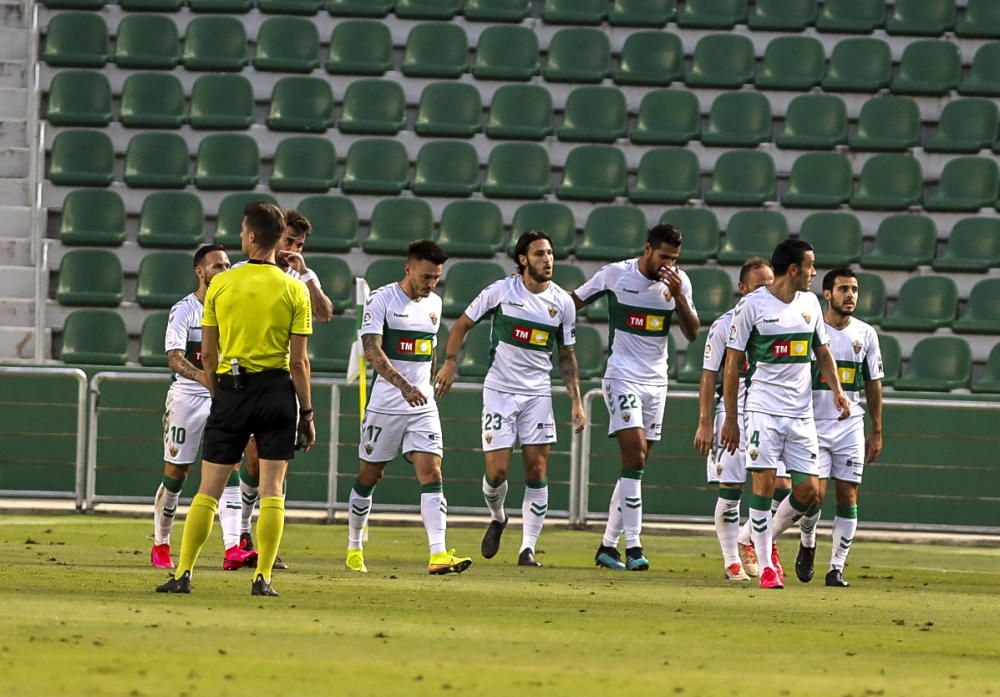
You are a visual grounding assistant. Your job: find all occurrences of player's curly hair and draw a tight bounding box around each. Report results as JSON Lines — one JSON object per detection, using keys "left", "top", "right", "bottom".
{"left": 513, "top": 230, "right": 553, "bottom": 274}
{"left": 283, "top": 208, "right": 312, "bottom": 238}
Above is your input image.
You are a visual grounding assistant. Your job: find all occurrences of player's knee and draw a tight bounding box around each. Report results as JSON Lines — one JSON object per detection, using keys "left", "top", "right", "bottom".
{"left": 164, "top": 463, "right": 189, "bottom": 481}
{"left": 523, "top": 462, "right": 546, "bottom": 482}
{"left": 358, "top": 465, "right": 386, "bottom": 487}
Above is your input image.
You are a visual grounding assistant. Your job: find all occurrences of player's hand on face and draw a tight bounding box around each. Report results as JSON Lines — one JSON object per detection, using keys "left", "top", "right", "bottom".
{"left": 277, "top": 250, "right": 307, "bottom": 274}
{"left": 720, "top": 416, "right": 740, "bottom": 455}
{"left": 659, "top": 266, "right": 683, "bottom": 296}
{"left": 298, "top": 418, "right": 317, "bottom": 453}
{"left": 835, "top": 392, "right": 851, "bottom": 420}
{"left": 433, "top": 363, "right": 456, "bottom": 397}
{"left": 693, "top": 422, "right": 714, "bottom": 456}
{"left": 401, "top": 382, "right": 428, "bottom": 408}
{"left": 864, "top": 431, "right": 882, "bottom": 465}
{"left": 571, "top": 401, "right": 586, "bottom": 433}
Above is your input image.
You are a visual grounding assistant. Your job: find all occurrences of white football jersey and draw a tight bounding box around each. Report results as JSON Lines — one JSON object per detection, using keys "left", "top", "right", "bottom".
{"left": 812, "top": 317, "right": 883, "bottom": 420}
{"left": 164, "top": 293, "right": 208, "bottom": 397}
{"left": 464, "top": 275, "right": 577, "bottom": 396}
{"left": 727, "top": 286, "right": 828, "bottom": 417}
{"left": 575, "top": 259, "right": 695, "bottom": 386}
{"left": 361, "top": 283, "right": 441, "bottom": 415}
{"left": 702, "top": 308, "right": 749, "bottom": 416}
{"left": 231, "top": 261, "right": 323, "bottom": 289}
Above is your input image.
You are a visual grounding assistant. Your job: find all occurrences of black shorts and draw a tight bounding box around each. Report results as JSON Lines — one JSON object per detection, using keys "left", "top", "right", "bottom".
{"left": 203, "top": 370, "right": 298, "bottom": 464}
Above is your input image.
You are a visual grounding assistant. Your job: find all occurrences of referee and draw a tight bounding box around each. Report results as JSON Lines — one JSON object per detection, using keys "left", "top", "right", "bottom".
{"left": 157, "top": 202, "right": 316, "bottom": 597}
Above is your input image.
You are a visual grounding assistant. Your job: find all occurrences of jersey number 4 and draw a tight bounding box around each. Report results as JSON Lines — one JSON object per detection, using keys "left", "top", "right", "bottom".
{"left": 749, "top": 430, "right": 761, "bottom": 447}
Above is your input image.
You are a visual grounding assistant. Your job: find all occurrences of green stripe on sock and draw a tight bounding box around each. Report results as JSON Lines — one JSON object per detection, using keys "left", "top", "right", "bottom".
{"left": 718, "top": 488, "right": 742, "bottom": 502}
{"left": 226, "top": 469, "right": 240, "bottom": 487}
{"left": 162, "top": 475, "right": 184, "bottom": 494}
{"left": 749, "top": 493, "right": 772, "bottom": 511}
{"left": 525, "top": 478, "right": 548, "bottom": 489}
{"left": 620, "top": 469, "right": 644, "bottom": 480}
{"left": 239, "top": 468, "right": 259, "bottom": 487}
{"left": 420, "top": 482, "right": 443, "bottom": 494}
{"left": 485, "top": 476, "right": 505, "bottom": 488}
{"left": 772, "top": 487, "right": 792, "bottom": 503}
{"left": 836, "top": 504, "right": 858, "bottom": 519}
{"left": 352, "top": 480, "right": 375, "bottom": 497}
{"left": 805, "top": 507, "right": 821, "bottom": 516}
{"left": 789, "top": 494, "right": 809, "bottom": 514}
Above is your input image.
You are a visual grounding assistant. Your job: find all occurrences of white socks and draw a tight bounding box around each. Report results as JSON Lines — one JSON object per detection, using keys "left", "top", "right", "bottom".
{"left": 348, "top": 482, "right": 374, "bottom": 551}
{"left": 482, "top": 476, "right": 508, "bottom": 523}
{"left": 218, "top": 485, "right": 242, "bottom": 549}
{"left": 619, "top": 473, "right": 643, "bottom": 549}
{"left": 239, "top": 476, "right": 259, "bottom": 535}
{"left": 420, "top": 484, "right": 447, "bottom": 556}
{"left": 748, "top": 494, "right": 774, "bottom": 572}
{"left": 520, "top": 480, "right": 548, "bottom": 553}
{"left": 830, "top": 506, "right": 858, "bottom": 570}
{"left": 799, "top": 509, "right": 822, "bottom": 549}
{"left": 602, "top": 479, "right": 624, "bottom": 548}
{"left": 153, "top": 482, "right": 181, "bottom": 546}
{"left": 771, "top": 493, "right": 809, "bottom": 539}
{"left": 714, "top": 490, "right": 742, "bottom": 566}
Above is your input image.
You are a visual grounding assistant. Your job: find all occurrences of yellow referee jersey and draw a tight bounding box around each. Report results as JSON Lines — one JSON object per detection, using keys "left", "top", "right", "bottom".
{"left": 202, "top": 260, "right": 312, "bottom": 374}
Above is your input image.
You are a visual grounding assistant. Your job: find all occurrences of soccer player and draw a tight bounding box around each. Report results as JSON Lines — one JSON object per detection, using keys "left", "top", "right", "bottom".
{"left": 151, "top": 245, "right": 255, "bottom": 571}
{"left": 435, "top": 230, "right": 585, "bottom": 567}
{"left": 345, "top": 240, "right": 472, "bottom": 576}
{"left": 571, "top": 224, "right": 700, "bottom": 572}
{"left": 794, "top": 268, "right": 883, "bottom": 587}
{"left": 157, "top": 202, "right": 316, "bottom": 596}
{"left": 694, "top": 257, "right": 773, "bottom": 581}
{"left": 720, "top": 239, "right": 850, "bottom": 589}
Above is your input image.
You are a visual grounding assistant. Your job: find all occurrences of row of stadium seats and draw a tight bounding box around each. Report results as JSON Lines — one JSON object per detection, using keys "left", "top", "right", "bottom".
{"left": 41, "top": 0, "right": 1000, "bottom": 38}
{"left": 55, "top": 190, "right": 1000, "bottom": 275}
{"left": 45, "top": 73, "right": 1000, "bottom": 157}
{"left": 45, "top": 130, "right": 1000, "bottom": 211}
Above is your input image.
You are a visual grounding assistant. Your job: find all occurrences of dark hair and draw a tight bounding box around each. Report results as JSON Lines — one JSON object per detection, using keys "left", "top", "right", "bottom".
{"left": 243, "top": 201, "right": 285, "bottom": 249}
{"left": 193, "top": 244, "right": 226, "bottom": 268}
{"left": 283, "top": 208, "right": 311, "bottom": 238}
{"left": 647, "top": 223, "right": 682, "bottom": 248}
{"left": 513, "top": 230, "right": 552, "bottom": 274}
{"left": 739, "top": 256, "right": 771, "bottom": 285}
{"left": 407, "top": 239, "right": 448, "bottom": 266}
{"left": 770, "top": 239, "right": 813, "bottom": 276}
{"left": 822, "top": 267, "right": 856, "bottom": 292}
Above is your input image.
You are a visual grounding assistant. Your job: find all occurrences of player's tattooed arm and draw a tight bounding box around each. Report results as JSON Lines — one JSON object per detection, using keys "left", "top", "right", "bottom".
{"left": 362, "top": 334, "right": 427, "bottom": 407}
{"left": 558, "top": 345, "right": 586, "bottom": 433}
{"left": 306, "top": 282, "right": 334, "bottom": 323}
{"left": 167, "top": 349, "right": 208, "bottom": 389}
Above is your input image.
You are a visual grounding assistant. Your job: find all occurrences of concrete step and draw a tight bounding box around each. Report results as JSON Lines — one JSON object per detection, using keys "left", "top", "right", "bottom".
{"left": 0, "top": 119, "right": 26, "bottom": 147}
{"left": 0, "top": 28, "right": 27, "bottom": 60}
{"left": 0, "top": 297, "right": 34, "bottom": 328}
{"left": 0, "top": 204, "right": 30, "bottom": 236}
{"left": 0, "top": 89, "right": 27, "bottom": 118}
{"left": 0, "top": 265, "right": 33, "bottom": 297}
{"left": 0, "top": 3, "right": 25, "bottom": 29}
{"left": 0, "top": 327, "right": 37, "bottom": 360}
{"left": 0, "top": 236, "right": 31, "bottom": 264}
{"left": 0, "top": 147, "right": 28, "bottom": 177}
{"left": 0, "top": 177, "right": 28, "bottom": 205}
{"left": 0, "top": 60, "right": 26, "bottom": 88}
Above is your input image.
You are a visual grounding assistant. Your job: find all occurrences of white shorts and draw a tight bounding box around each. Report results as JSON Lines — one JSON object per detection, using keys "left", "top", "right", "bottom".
{"left": 817, "top": 417, "right": 865, "bottom": 484}
{"left": 163, "top": 387, "right": 211, "bottom": 465}
{"left": 359, "top": 409, "right": 443, "bottom": 463}
{"left": 743, "top": 411, "right": 819, "bottom": 476}
{"left": 706, "top": 410, "right": 788, "bottom": 484}
{"left": 602, "top": 378, "right": 666, "bottom": 441}
{"left": 481, "top": 387, "right": 555, "bottom": 452}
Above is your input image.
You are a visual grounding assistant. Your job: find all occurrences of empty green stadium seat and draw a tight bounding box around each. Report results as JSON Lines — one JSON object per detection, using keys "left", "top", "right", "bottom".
{"left": 585, "top": 295, "right": 608, "bottom": 323}
{"left": 612, "top": 31, "right": 683, "bottom": 86}
{"left": 782, "top": 152, "right": 853, "bottom": 209}
{"left": 365, "top": 258, "right": 403, "bottom": 292}
{"left": 891, "top": 41, "right": 961, "bottom": 96}
{"left": 543, "top": 28, "right": 610, "bottom": 83}
{"left": 775, "top": 94, "right": 848, "bottom": 150}
{"left": 876, "top": 332, "right": 900, "bottom": 385}
{"left": 443, "top": 261, "right": 507, "bottom": 318}
{"left": 717, "top": 210, "right": 788, "bottom": 264}
{"left": 338, "top": 79, "right": 405, "bottom": 135}
{"left": 59, "top": 189, "right": 126, "bottom": 246}
{"left": 815, "top": 0, "right": 883, "bottom": 33}
{"left": 189, "top": 0, "right": 251, "bottom": 10}
{"left": 363, "top": 198, "right": 433, "bottom": 254}
{"left": 485, "top": 85, "right": 553, "bottom": 140}
{"left": 341, "top": 139, "right": 408, "bottom": 195}
{"left": 259, "top": 0, "right": 322, "bottom": 13}
{"left": 136, "top": 252, "right": 197, "bottom": 309}
{"left": 628, "top": 148, "right": 700, "bottom": 204}
{"left": 43, "top": 12, "right": 109, "bottom": 67}
{"left": 472, "top": 25, "right": 539, "bottom": 81}
{"left": 821, "top": 38, "right": 892, "bottom": 92}
{"left": 850, "top": 155, "right": 923, "bottom": 211}
{"left": 267, "top": 77, "right": 334, "bottom": 133}
{"left": 848, "top": 96, "right": 921, "bottom": 151}
{"left": 882, "top": 276, "right": 958, "bottom": 331}
{"left": 307, "top": 256, "right": 354, "bottom": 313}
{"left": 542, "top": 0, "right": 605, "bottom": 24}
{"left": 402, "top": 23, "right": 468, "bottom": 79}
{"left": 608, "top": 0, "right": 676, "bottom": 26}
{"left": 325, "top": 20, "right": 392, "bottom": 75}
{"left": 182, "top": 16, "right": 247, "bottom": 71}
{"left": 958, "top": 43, "right": 1000, "bottom": 97}
{"left": 457, "top": 322, "right": 492, "bottom": 377}
{"left": 552, "top": 325, "right": 604, "bottom": 380}
{"left": 556, "top": 146, "right": 627, "bottom": 202}
{"left": 895, "top": 337, "right": 971, "bottom": 392}
{"left": 886, "top": 0, "right": 955, "bottom": 36}
{"left": 660, "top": 208, "right": 720, "bottom": 264}
{"left": 925, "top": 100, "right": 999, "bottom": 154}
{"left": 701, "top": 92, "right": 772, "bottom": 147}
{"left": 49, "top": 130, "right": 114, "bottom": 186}
{"left": 557, "top": 87, "right": 627, "bottom": 143}
{"left": 57, "top": 249, "right": 123, "bottom": 306}
{"left": 957, "top": 0, "right": 1000, "bottom": 38}
{"left": 213, "top": 193, "right": 278, "bottom": 248}
{"left": 551, "top": 265, "right": 586, "bottom": 294}
{"left": 630, "top": 90, "right": 700, "bottom": 145}
{"left": 61, "top": 310, "right": 127, "bottom": 365}
{"left": 933, "top": 218, "right": 1000, "bottom": 272}
{"left": 295, "top": 196, "right": 357, "bottom": 253}
{"left": 46, "top": 70, "right": 112, "bottom": 126}
{"left": 114, "top": 14, "right": 179, "bottom": 69}
{"left": 328, "top": 0, "right": 393, "bottom": 16}
{"left": 194, "top": 134, "right": 259, "bottom": 190}
{"left": 677, "top": 328, "right": 709, "bottom": 384}
{"left": 484, "top": 143, "right": 550, "bottom": 199}
{"left": 862, "top": 215, "right": 937, "bottom": 270}
{"left": 510, "top": 202, "right": 576, "bottom": 258}
{"left": 797, "top": 212, "right": 862, "bottom": 266}
{"left": 926, "top": 157, "right": 999, "bottom": 212}
{"left": 137, "top": 191, "right": 204, "bottom": 248}
{"left": 415, "top": 83, "right": 482, "bottom": 138}
{"left": 436, "top": 200, "right": 504, "bottom": 258}
{"left": 685, "top": 34, "right": 755, "bottom": 88}
{"left": 677, "top": 0, "right": 747, "bottom": 28}
{"left": 124, "top": 132, "right": 190, "bottom": 189}
{"left": 189, "top": 74, "right": 253, "bottom": 130}
{"left": 308, "top": 316, "right": 356, "bottom": 373}
{"left": 464, "top": 0, "right": 530, "bottom": 22}
{"left": 119, "top": 73, "right": 185, "bottom": 128}
{"left": 396, "top": 0, "right": 459, "bottom": 18}
{"left": 687, "top": 268, "right": 734, "bottom": 324}
{"left": 704, "top": 151, "right": 776, "bottom": 206}
{"left": 269, "top": 137, "right": 337, "bottom": 192}
{"left": 139, "top": 312, "right": 169, "bottom": 368}
{"left": 253, "top": 17, "right": 320, "bottom": 73}
{"left": 43, "top": 0, "right": 105, "bottom": 7}
{"left": 576, "top": 206, "right": 647, "bottom": 261}
{"left": 953, "top": 279, "right": 1000, "bottom": 334}
{"left": 971, "top": 344, "right": 1000, "bottom": 394}
{"left": 754, "top": 36, "right": 825, "bottom": 91}
{"left": 411, "top": 141, "right": 480, "bottom": 197}
{"left": 851, "top": 272, "right": 886, "bottom": 325}
{"left": 749, "top": 0, "right": 817, "bottom": 30}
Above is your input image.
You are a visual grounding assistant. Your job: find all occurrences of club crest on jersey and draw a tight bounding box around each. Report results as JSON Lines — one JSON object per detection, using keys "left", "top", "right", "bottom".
{"left": 749, "top": 448, "right": 759, "bottom": 461}
{"left": 512, "top": 325, "right": 549, "bottom": 346}
{"left": 547, "top": 305, "right": 558, "bottom": 318}
{"left": 484, "top": 432, "right": 493, "bottom": 445}
{"left": 429, "top": 312, "right": 438, "bottom": 325}
{"left": 852, "top": 340, "right": 863, "bottom": 354}
{"left": 623, "top": 411, "right": 631, "bottom": 423}
{"left": 397, "top": 338, "right": 433, "bottom": 356}
{"left": 365, "top": 445, "right": 373, "bottom": 455}
{"left": 663, "top": 287, "right": 672, "bottom": 301}
{"left": 771, "top": 340, "right": 809, "bottom": 357}
{"left": 802, "top": 312, "right": 812, "bottom": 324}
{"left": 627, "top": 313, "right": 665, "bottom": 331}
{"left": 169, "top": 445, "right": 179, "bottom": 457}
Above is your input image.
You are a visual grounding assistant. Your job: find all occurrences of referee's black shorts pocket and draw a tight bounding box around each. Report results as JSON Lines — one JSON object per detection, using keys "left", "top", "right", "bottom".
{"left": 203, "top": 388, "right": 252, "bottom": 464}
{"left": 253, "top": 379, "right": 298, "bottom": 461}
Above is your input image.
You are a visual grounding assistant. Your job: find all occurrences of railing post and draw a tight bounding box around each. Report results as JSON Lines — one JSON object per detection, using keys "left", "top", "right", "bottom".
{"left": 326, "top": 383, "right": 341, "bottom": 523}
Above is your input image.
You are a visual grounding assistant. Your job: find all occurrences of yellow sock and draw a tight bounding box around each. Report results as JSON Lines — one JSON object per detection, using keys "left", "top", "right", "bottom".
{"left": 174, "top": 493, "right": 218, "bottom": 579}
{"left": 255, "top": 496, "right": 285, "bottom": 583}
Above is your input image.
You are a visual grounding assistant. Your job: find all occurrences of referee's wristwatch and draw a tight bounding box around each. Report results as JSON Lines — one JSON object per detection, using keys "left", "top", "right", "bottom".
{"left": 300, "top": 408, "right": 314, "bottom": 421}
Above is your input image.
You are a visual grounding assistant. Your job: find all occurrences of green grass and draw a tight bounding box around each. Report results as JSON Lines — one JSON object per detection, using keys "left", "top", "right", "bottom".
{"left": 2, "top": 515, "right": 998, "bottom": 697}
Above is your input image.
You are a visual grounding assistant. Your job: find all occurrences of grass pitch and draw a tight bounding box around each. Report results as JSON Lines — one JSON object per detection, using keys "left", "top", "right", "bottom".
{"left": 1, "top": 515, "right": 998, "bottom": 697}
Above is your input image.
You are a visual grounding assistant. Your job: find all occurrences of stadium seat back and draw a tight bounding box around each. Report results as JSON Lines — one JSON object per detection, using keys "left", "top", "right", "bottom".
{"left": 364, "top": 198, "right": 433, "bottom": 254}
{"left": 924, "top": 157, "right": 1000, "bottom": 212}
{"left": 701, "top": 91, "right": 772, "bottom": 147}
{"left": 933, "top": 218, "right": 1000, "bottom": 272}
{"left": 895, "top": 337, "right": 971, "bottom": 391}
{"left": 43, "top": 12, "right": 109, "bottom": 67}
{"left": 510, "top": 202, "right": 576, "bottom": 258}
{"left": 442, "top": 261, "right": 507, "bottom": 318}
{"left": 465, "top": 0, "right": 531, "bottom": 22}
{"left": 411, "top": 141, "right": 480, "bottom": 197}
{"left": 49, "top": 129, "right": 114, "bottom": 186}
{"left": 957, "top": 0, "right": 1000, "bottom": 39}
{"left": 253, "top": 17, "right": 321, "bottom": 73}
{"left": 402, "top": 23, "right": 469, "bottom": 78}
{"left": 613, "top": 31, "right": 683, "bottom": 86}
{"left": 339, "top": 79, "right": 406, "bottom": 135}
{"left": 853, "top": 272, "right": 886, "bottom": 324}
{"left": 816, "top": 0, "right": 884, "bottom": 33}
{"left": 326, "top": 20, "right": 393, "bottom": 75}
{"left": 886, "top": 0, "right": 955, "bottom": 36}
{"left": 436, "top": 200, "right": 505, "bottom": 258}
{"left": 659, "top": 208, "right": 720, "bottom": 263}
{"left": 486, "top": 85, "right": 553, "bottom": 140}
{"left": 577, "top": 206, "right": 647, "bottom": 261}
{"left": 631, "top": 89, "right": 700, "bottom": 145}
{"left": 415, "top": 82, "right": 482, "bottom": 138}
{"left": 608, "top": 0, "right": 676, "bottom": 26}
{"left": 543, "top": 28, "right": 611, "bottom": 83}
{"left": 270, "top": 137, "right": 338, "bottom": 193}
{"left": 952, "top": 278, "right": 1000, "bottom": 334}
{"left": 717, "top": 210, "right": 788, "bottom": 264}
{"left": 958, "top": 43, "right": 1000, "bottom": 96}
{"left": 340, "top": 138, "right": 409, "bottom": 195}
{"left": 891, "top": 40, "right": 962, "bottom": 96}
{"left": 556, "top": 146, "right": 627, "bottom": 202}
{"left": 775, "top": 94, "right": 848, "bottom": 150}
{"left": 115, "top": 14, "right": 179, "bottom": 69}
{"left": 46, "top": 70, "right": 112, "bottom": 126}
{"left": 309, "top": 316, "right": 356, "bottom": 373}
{"left": 120, "top": 73, "right": 185, "bottom": 128}
{"left": 850, "top": 155, "right": 923, "bottom": 211}
{"left": 123, "top": 132, "right": 190, "bottom": 189}
{"left": 703, "top": 151, "right": 776, "bottom": 206}
{"left": 59, "top": 189, "right": 126, "bottom": 246}
{"left": 882, "top": 276, "right": 958, "bottom": 331}
{"left": 755, "top": 36, "right": 825, "bottom": 90}
{"left": 678, "top": 0, "right": 747, "bottom": 28}
{"left": 629, "top": 148, "right": 700, "bottom": 204}
{"left": 863, "top": 214, "right": 937, "bottom": 269}
{"left": 136, "top": 251, "right": 198, "bottom": 308}
{"left": 848, "top": 96, "right": 921, "bottom": 151}
{"left": 782, "top": 152, "right": 852, "bottom": 209}
{"left": 924, "top": 99, "right": 999, "bottom": 153}
{"left": 182, "top": 16, "right": 248, "bottom": 71}
{"left": 137, "top": 191, "right": 204, "bottom": 248}
{"left": 139, "top": 312, "right": 170, "bottom": 368}
{"left": 61, "top": 310, "right": 128, "bottom": 365}
{"left": 57, "top": 249, "right": 123, "bottom": 307}
{"left": 214, "top": 193, "right": 278, "bottom": 249}
{"left": 749, "top": 0, "right": 817, "bottom": 30}
{"left": 267, "top": 76, "right": 335, "bottom": 133}
{"left": 189, "top": 74, "right": 254, "bottom": 130}
{"left": 797, "top": 212, "right": 862, "bottom": 266}
{"left": 686, "top": 267, "right": 734, "bottom": 324}
{"left": 307, "top": 256, "right": 354, "bottom": 312}
{"left": 483, "top": 143, "right": 550, "bottom": 199}
{"left": 685, "top": 34, "right": 755, "bottom": 88}
{"left": 822, "top": 38, "right": 892, "bottom": 92}
{"left": 295, "top": 196, "right": 358, "bottom": 253}
{"left": 472, "top": 25, "right": 539, "bottom": 81}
